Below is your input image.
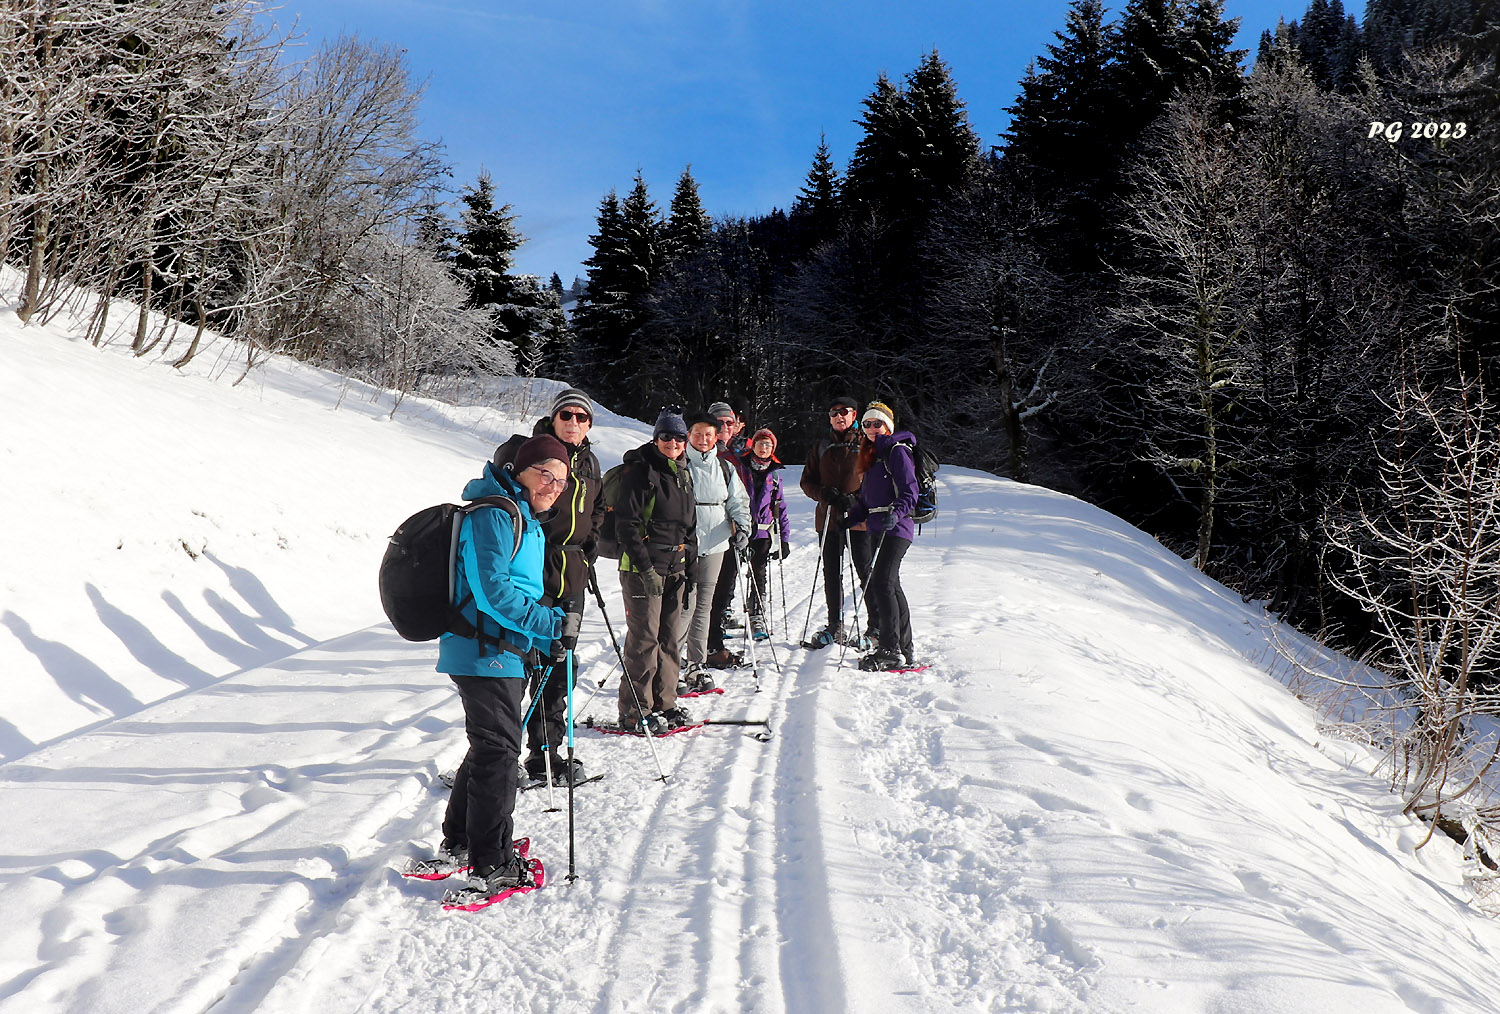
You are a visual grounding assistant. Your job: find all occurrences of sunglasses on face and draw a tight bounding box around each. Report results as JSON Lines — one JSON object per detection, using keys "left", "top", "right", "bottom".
{"left": 830, "top": 407, "right": 854, "bottom": 417}
{"left": 556, "top": 410, "right": 591, "bottom": 423}
{"left": 656, "top": 434, "right": 687, "bottom": 444}
{"left": 861, "top": 420, "right": 887, "bottom": 430}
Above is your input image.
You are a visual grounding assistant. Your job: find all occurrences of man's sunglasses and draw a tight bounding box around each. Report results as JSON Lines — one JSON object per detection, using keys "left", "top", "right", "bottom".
{"left": 557, "top": 410, "right": 591, "bottom": 423}
{"left": 829, "top": 407, "right": 854, "bottom": 417}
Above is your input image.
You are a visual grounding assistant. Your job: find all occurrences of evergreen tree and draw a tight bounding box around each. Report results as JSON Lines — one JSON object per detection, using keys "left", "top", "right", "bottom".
{"left": 1180, "top": 0, "right": 1248, "bottom": 98}
{"left": 570, "top": 174, "right": 662, "bottom": 411}
{"left": 842, "top": 72, "right": 914, "bottom": 220}
{"left": 452, "top": 171, "right": 520, "bottom": 310}
{"left": 549, "top": 272, "right": 563, "bottom": 298}
{"left": 663, "top": 165, "right": 712, "bottom": 267}
{"left": 903, "top": 49, "right": 981, "bottom": 205}
{"left": 1110, "top": 0, "right": 1191, "bottom": 141}
{"left": 791, "top": 132, "right": 841, "bottom": 249}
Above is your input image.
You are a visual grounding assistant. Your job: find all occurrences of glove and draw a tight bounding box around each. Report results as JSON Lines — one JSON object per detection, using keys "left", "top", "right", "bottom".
{"left": 641, "top": 568, "right": 664, "bottom": 597}
{"left": 731, "top": 529, "right": 750, "bottom": 554}
{"left": 682, "top": 581, "right": 694, "bottom": 613}
{"left": 883, "top": 512, "right": 900, "bottom": 533}
{"left": 778, "top": 542, "right": 791, "bottom": 560}
{"left": 551, "top": 608, "right": 582, "bottom": 661}
{"left": 821, "top": 485, "right": 841, "bottom": 505}
{"left": 581, "top": 536, "right": 599, "bottom": 565}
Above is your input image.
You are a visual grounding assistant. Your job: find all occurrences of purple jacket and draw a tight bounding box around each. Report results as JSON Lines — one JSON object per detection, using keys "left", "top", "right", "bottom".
{"left": 739, "top": 451, "right": 793, "bottom": 545}
{"left": 846, "top": 431, "right": 919, "bottom": 542}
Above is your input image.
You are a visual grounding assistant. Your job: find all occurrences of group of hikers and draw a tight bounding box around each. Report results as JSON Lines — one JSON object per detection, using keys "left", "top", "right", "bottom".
{"left": 424, "top": 387, "right": 926, "bottom": 900}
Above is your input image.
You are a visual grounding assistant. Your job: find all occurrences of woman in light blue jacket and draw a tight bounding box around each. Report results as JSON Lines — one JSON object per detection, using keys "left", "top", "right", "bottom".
{"left": 682, "top": 412, "right": 751, "bottom": 689}
{"left": 434, "top": 435, "right": 567, "bottom": 899}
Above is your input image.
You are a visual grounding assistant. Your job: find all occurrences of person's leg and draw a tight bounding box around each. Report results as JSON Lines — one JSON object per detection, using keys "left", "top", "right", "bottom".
{"left": 447, "top": 674, "right": 525, "bottom": 872}
{"left": 821, "top": 523, "right": 846, "bottom": 634}
{"left": 657, "top": 572, "right": 691, "bottom": 709}
{"left": 866, "top": 536, "right": 911, "bottom": 653}
{"left": 748, "top": 539, "right": 770, "bottom": 616}
{"left": 710, "top": 548, "right": 737, "bottom": 646}
{"left": 523, "top": 658, "right": 566, "bottom": 765}
{"left": 685, "top": 551, "right": 724, "bottom": 665}
{"left": 619, "top": 570, "right": 664, "bottom": 719}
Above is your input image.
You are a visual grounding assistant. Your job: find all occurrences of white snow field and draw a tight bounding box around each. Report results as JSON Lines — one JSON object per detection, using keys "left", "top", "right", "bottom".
{"left": 4, "top": 298, "right": 1500, "bottom": 1013}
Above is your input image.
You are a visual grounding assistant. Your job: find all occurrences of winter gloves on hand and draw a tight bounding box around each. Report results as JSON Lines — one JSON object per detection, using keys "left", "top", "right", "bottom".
{"left": 777, "top": 543, "right": 791, "bottom": 560}
{"left": 640, "top": 568, "right": 664, "bottom": 597}
{"left": 822, "top": 486, "right": 852, "bottom": 512}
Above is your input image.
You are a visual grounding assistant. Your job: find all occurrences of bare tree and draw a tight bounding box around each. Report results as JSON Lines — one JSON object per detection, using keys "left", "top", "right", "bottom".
{"left": 1324, "top": 367, "right": 1500, "bottom": 854}
{"left": 1114, "top": 86, "right": 1260, "bottom": 570}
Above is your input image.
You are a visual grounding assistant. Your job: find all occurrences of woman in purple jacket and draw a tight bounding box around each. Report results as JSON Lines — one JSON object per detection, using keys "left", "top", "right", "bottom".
{"left": 842, "top": 401, "right": 918, "bottom": 672}
{"left": 738, "top": 428, "right": 793, "bottom": 638}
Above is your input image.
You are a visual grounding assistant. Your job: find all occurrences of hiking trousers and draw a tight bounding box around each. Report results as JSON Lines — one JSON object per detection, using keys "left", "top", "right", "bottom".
{"left": 442, "top": 674, "right": 525, "bottom": 871}
{"left": 619, "top": 569, "right": 689, "bottom": 719}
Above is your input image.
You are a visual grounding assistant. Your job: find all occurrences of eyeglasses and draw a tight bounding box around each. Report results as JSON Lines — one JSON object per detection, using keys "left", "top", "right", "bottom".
{"left": 656, "top": 434, "right": 687, "bottom": 444}
{"left": 861, "top": 420, "right": 887, "bottom": 430}
{"left": 829, "top": 407, "right": 854, "bottom": 417}
{"left": 528, "top": 467, "right": 568, "bottom": 490}
{"left": 556, "top": 410, "right": 591, "bottom": 423}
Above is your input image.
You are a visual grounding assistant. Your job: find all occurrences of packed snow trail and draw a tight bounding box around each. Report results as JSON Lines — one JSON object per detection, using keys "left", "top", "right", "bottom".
{"left": 7, "top": 468, "right": 1500, "bottom": 1012}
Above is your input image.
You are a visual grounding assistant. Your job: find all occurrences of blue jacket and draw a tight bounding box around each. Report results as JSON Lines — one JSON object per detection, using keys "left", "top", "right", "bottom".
{"left": 436, "top": 463, "right": 563, "bottom": 679}
{"left": 845, "top": 431, "right": 919, "bottom": 542}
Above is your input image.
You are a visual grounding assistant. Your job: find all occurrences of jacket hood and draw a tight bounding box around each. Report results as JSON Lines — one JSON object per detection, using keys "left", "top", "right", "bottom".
{"left": 462, "top": 461, "right": 534, "bottom": 513}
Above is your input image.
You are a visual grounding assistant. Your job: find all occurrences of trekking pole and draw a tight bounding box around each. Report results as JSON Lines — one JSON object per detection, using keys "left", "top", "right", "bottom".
{"left": 800, "top": 517, "right": 833, "bottom": 644}
{"left": 538, "top": 664, "right": 559, "bottom": 813}
{"left": 743, "top": 550, "right": 781, "bottom": 679}
{"left": 520, "top": 655, "right": 562, "bottom": 809}
{"left": 565, "top": 648, "right": 578, "bottom": 882}
{"left": 837, "top": 529, "right": 858, "bottom": 668}
{"left": 776, "top": 541, "right": 789, "bottom": 642}
{"left": 589, "top": 568, "right": 668, "bottom": 783}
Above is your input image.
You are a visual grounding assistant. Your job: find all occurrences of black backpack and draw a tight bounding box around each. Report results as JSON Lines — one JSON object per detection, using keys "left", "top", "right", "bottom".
{"left": 379, "top": 496, "right": 523, "bottom": 641}
{"left": 892, "top": 438, "right": 940, "bottom": 527}
{"left": 592, "top": 462, "right": 632, "bottom": 560}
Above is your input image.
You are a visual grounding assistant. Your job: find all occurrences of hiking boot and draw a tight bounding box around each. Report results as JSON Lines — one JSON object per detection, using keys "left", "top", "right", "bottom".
{"left": 438, "top": 839, "right": 469, "bottom": 867}
{"left": 858, "top": 649, "right": 904, "bottom": 672}
{"left": 552, "top": 756, "right": 587, "bottom": 785}
{"left": 751, "top": 614, "right": 769, "bottom": 640}
{"left": 803, "top": 623, "right": 842, "bottom": 650}
{"left": 466, "top": 852, "right": 531, "bottom": 895}
{"left": 706, "top": 648, "right": 743, "bottom": 669}
{"left": 624, "top": 711, "right": 667, "bottom": 735}
{"left": 523, "top": 750, "right": 551, "bottom": 779}
{"left": 679, "top": 664, "right": 716, "bottom": 694}
{"left": 722, "top": 610, "right": 745, "bottom": 631}
{"left": 659, "top": 705, "right": 693, "bottom": 729}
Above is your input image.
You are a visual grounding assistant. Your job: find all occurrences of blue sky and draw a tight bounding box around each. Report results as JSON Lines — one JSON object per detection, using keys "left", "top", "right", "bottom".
{"left": 273, "top": 1, "right": 1330, "bottom": 283}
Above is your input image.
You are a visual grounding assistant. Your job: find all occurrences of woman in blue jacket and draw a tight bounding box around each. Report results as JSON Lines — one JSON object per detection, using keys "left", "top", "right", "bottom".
{"left": 843, "top": 402, "right": 919, "bottom": 673}
{"left": 436, "top": 435, "right": 568, "bottom": 897}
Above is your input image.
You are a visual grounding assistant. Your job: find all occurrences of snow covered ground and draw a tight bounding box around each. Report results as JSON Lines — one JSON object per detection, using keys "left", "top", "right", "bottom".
{"left": 4, "top": 290, "right": 1500, "bottom": 1013}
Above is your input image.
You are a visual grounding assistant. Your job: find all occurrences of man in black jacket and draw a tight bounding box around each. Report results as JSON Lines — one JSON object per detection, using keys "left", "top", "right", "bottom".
{"left": 492, "top": 387, "right": 606, "bottom": 782}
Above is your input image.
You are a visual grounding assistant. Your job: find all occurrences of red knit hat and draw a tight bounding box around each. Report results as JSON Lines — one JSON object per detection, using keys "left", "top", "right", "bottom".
{"left": 751, "top": 428, "right": 777, "bottom": 451}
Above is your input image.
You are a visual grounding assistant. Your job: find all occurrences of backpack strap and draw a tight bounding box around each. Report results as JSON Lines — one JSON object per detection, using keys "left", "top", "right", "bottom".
{"left": 463, "top": 495, "right": 524, "bottom": 560}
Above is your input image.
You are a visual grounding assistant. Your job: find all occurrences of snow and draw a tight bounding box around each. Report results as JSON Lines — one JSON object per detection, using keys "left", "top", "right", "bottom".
{"left": 4, "top": 281, "right": 1500, "bottom": 1013}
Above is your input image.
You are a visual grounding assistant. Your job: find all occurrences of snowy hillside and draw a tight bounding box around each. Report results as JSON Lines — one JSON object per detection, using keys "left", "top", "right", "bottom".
{"left": 4, "top": 301, "right": 1500, "bottom": 1013}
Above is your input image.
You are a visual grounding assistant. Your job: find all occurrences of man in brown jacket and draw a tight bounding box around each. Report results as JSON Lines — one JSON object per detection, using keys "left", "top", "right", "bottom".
{"left": 799, "top": 395, "right": 873, "bottom": 649}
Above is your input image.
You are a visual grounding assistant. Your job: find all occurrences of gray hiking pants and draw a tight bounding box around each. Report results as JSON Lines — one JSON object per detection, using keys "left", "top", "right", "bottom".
{"left": 619, "top": 569, "right": 689, "bottom": 720}
{"left": 685, "top": 551, "right": 726, "bottom": 666}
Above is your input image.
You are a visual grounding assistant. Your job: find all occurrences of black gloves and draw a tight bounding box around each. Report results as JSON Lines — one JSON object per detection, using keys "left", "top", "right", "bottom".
{"left": 551, "top": 606, "right": 582, "bottom": 661}
{"left": 821, "top": 486, "right": 852, "bottom": 512}
{"left": 778, "top": 542, "right": 791, "bottom": 560}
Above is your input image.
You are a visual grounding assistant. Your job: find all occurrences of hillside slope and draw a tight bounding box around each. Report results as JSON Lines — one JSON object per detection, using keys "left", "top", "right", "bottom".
{"left": 2, "top": 315, "right": 1499, "bottom": 1013}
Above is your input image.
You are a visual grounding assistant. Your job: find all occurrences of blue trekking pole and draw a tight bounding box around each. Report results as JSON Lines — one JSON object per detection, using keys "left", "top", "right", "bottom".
{"left": 565, "top": 648, "right": 577, "bottom": 883}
